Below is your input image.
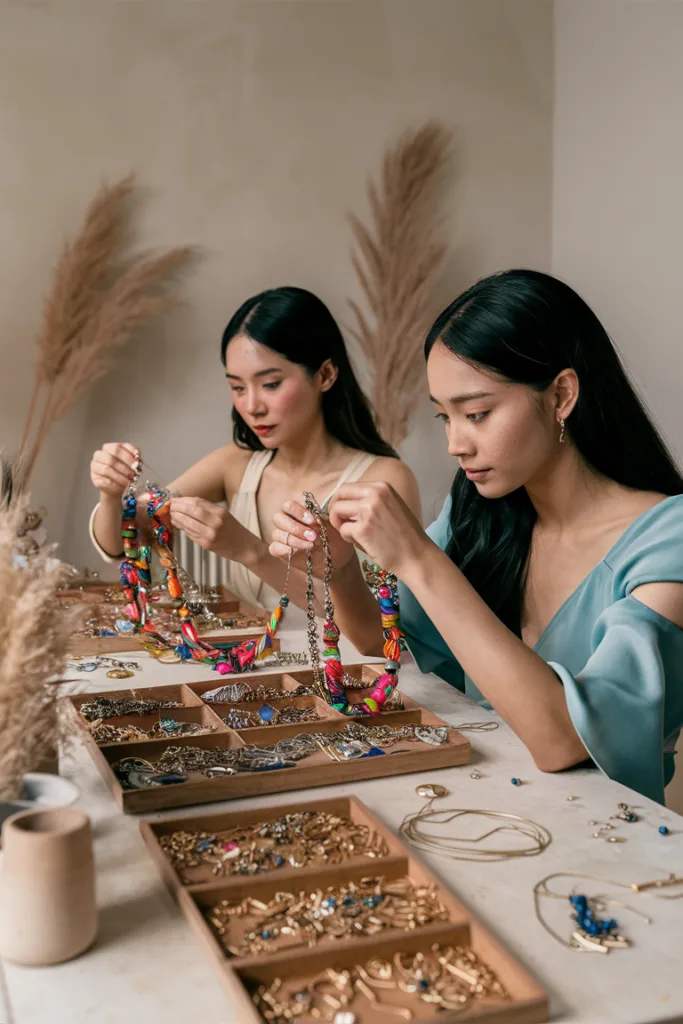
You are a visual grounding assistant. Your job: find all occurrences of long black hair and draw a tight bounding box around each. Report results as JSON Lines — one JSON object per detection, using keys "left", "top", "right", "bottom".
{"left": 425, "top": 269, "right": 683, "bottom": 634}
{"left": 220, "top": 286, "right": 396, "bottom": 458}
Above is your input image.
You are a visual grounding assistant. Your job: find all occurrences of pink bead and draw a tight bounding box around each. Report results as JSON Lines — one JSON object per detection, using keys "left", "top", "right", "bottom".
{"left": 215, "top": 662, "right": 231, "bottom": 675}
{"left": 378, "top": 584, "right": 391, "bottom": 599}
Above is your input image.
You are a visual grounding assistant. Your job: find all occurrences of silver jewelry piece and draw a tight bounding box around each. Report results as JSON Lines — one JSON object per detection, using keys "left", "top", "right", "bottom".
{"left": 206, "top": 766, "right": 237, "bottom": 778}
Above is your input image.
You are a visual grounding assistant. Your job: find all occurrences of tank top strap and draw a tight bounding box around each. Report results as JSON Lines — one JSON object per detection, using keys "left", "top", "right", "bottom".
{"left": 236, "top": 449, "right": 275, "bottom": 495}
{"left": 321, "top": 452, "right": 377, "bottom": 510}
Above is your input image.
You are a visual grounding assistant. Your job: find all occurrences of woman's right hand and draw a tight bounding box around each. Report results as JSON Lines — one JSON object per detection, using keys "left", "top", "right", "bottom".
{"left": 270, "top": 498, "right": 356, "bottom": 578}
{"left": 90, "top": 442, "right": 140, "bottom": 500}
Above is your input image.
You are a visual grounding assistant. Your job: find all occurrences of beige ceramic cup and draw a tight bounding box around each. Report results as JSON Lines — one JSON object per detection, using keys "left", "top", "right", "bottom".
{"left": 0, "top": 807, "right": 97, "bottom": 965}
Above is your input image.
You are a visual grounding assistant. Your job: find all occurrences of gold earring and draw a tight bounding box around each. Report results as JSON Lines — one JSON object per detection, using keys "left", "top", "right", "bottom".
{"left": 559, "top": 418, "right": 566, "bottom": 444}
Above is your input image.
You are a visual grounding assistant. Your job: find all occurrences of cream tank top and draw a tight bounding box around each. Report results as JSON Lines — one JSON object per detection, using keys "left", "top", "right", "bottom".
{"left": 226, "top": 450, "right": 376, "bottom": 623}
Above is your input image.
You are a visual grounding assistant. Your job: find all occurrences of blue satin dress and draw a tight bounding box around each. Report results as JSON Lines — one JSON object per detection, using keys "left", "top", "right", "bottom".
{"left": 399, "top": 494, "right": 683, "bottom": 804}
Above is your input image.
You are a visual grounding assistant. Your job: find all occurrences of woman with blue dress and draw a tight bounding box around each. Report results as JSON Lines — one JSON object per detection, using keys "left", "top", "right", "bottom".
{"left": 271, "top": 270, "right": 683, "bottom": 805}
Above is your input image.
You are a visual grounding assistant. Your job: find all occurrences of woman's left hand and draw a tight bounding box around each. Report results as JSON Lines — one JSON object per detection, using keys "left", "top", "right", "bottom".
{"left": 328, "top": 482, "right": 429, "bottom": 576}
{"left": 169, "top": 497, "right": 250, "bottom": 560}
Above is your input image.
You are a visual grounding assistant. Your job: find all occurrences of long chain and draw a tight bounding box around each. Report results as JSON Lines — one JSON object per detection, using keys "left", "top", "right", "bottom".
{"left": 400, "top": 793, "right": 552, "bottom": 862}
{"left": 302, "top": 491, "right": 405, "bottom": 715}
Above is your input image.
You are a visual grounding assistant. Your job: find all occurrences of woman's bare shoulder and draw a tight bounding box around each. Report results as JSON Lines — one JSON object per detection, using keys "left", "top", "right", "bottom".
{"left": 359, "top": 456, "right": 421, "bottom": 518}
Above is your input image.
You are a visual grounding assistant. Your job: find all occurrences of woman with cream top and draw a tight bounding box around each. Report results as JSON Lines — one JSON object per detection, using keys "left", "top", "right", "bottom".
{"left": 89, "top": 286, "right": 420, "bottom": 620}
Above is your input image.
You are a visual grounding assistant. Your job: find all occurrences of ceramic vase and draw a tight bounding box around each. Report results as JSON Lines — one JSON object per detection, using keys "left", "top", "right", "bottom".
{"left": 0, "top": 807, "right": 97, "bottom": 965}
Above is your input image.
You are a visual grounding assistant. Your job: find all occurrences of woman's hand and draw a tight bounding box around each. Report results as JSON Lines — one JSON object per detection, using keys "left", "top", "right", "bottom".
{"left": 329, "top": 481, "right": 429, "bottom": 576}
{"left": 169, "top": 497, "right": 255, "bottom": 562}
{"left": 269, "top": 499, "right": 356, "bottom": 578}
{"left": 90, "top": 442, "right": 139, "bottom": 500}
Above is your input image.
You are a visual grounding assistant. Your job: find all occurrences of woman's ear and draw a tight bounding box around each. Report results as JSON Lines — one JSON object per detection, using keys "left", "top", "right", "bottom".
{"left": 318, "top": 359, "right": 339, "bottom": 393}
{"left": 553, "top": 368, "right": 579, "bottom": 421}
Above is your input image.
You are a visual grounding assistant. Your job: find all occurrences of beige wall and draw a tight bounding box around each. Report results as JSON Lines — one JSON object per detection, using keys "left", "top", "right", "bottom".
{"left": 553, "top": 0, "right": 683, "bottom": 811}
{"left": 0, "top": 0, "right": 553, "bottom": 567}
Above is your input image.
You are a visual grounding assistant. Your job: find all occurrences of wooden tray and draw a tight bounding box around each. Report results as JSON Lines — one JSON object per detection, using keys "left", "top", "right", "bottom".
{"left": 141, "top": 795, "right": 548, "bottom": 1023}
{"left": 68, "top": 665, "right": 471, "bottom": 813}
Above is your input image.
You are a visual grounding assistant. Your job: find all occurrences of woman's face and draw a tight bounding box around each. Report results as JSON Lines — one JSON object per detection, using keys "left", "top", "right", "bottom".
{"left": 427, "top": 341, "right": 561, "bottom": 498}
{"left": 225, "top": 333, "right": 325, "bottom": 448}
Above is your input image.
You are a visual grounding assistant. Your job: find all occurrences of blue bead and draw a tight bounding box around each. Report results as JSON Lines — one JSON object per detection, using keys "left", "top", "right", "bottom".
{"left": 659, "top": 825, "right": 669, "bottom": 835}
{"left": 262, "top": 930, "right": 270, "bottom": 939}
{"left": 418, "top": 979, "right": 430, "bottom": 990}
{"left": 274, "top": 856, "right": 284, "bottom": 866}
{"left": 511, "top": 777, "right": 521, "bottom": 786}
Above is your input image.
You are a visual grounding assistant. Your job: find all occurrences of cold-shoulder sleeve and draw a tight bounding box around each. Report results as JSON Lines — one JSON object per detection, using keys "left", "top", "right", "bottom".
{"left": 399, "top": 497, "right": 466, "bottom": 693}
{"left": 549, "top": 597, "right": 683, "bottom": 805}
{"left": 550, "top": 499, "right": 683, "bottom": 805}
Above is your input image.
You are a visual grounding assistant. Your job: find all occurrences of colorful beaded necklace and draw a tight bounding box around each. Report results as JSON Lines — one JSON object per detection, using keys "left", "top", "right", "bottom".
{"left": 119, "top": 484, "right": 287, "bottom": 674}
{"left": 118, "top": 478, "right": 404, "bottom": 709}
{"left": 303, "top": 492, "right": 404, "bottom": 715}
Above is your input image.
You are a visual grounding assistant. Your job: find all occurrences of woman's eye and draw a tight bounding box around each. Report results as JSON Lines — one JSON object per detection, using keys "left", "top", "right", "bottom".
{"left": 434, "top": 412, "right": 448, "bottom": 423}
{"left": 230, "top": 385, "right": 245, "bottom": 394}
{"left": 466, "top": 412, "right": 489, "bottom": 423}
{"left": 263, "top": 381, "right": 282, "bottom": 391}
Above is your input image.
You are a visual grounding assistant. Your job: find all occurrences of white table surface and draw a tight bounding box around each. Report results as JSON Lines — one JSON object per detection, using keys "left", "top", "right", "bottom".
{"left": 1, "top": 631, "right": 683, "bottom": 1024}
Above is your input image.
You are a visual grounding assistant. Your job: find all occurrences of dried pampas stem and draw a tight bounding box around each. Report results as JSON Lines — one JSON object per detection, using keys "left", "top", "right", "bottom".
{"left": 347, "top": 121, "right": 452, "bottom": 447}
{"left": 19, "top": 176, "right": 134, "bottom": 460}
{"left": 0, "top": 493, "right": 76, "bottom": 801}
{"left": 19, "top": 175, "right": 194, "bottom": 487}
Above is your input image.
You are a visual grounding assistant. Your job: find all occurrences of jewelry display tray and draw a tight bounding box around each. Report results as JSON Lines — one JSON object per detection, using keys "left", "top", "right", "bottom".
{"left": 62, "top": 584, "right": 268, "bottom": 657}
{"left": 141, "top": 794, "right": 548, "bottom": 1023}
{"left": 67, "top": 665, "right": 471, "bottom": 813}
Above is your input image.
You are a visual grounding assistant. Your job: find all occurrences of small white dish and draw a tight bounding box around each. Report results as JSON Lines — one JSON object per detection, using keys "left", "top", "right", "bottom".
{"left": 0, "top": 773, "right": 79, "bottom": 831}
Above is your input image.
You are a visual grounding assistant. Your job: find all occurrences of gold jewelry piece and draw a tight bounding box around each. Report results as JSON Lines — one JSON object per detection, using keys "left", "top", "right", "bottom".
{"left": 106, "top": 668, "right": 134, "bottom": 679}
{"left": 159, "top": 811, "right": 388, "bottom": 882}
{"left": 533, "top": 872, "right": 657, "bottom": 952}
{"left": 253, "top": 942, "right": 509, "bottom": 1023}
{"left": 209, "top": 876, "right": 448, "bottom": 958}
{"left": 401, "top": 784, "right": 551, "bottom": 862}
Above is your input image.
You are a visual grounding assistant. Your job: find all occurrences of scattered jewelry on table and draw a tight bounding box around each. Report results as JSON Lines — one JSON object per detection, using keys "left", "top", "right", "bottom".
{"left": 68, "top": 656, "right": 141, "bottom": 674}
{"left": 400, "top": 783, "right": 552, "bottom": 862}
{"left": 531, "top": 871, "right": 683, "bottom": 953}
{"left": 79, "top": 695, "right": 183, "bottom": 722}
{"left": 253, "top": 942, "right": 509, "bottom": 1023}
{"left": 470, "top": 770, "right": 482, "bottom": 780}
{"left": 159, "top": 810, "right": 388, "bottom": 882}
{"left": 611, "top": 802, "right": 639, "bottom": 823}
{"left": 511, "top": 777, "right": 523, "bottom": 786}
{"left": 106, "top": 668, "right": 134, "bottom": 679}
{"left": 208, "top": 875, "right": 449, "bottom": 957}
{"left": 450, "top": 719, "right": 499, "bottom": 732}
